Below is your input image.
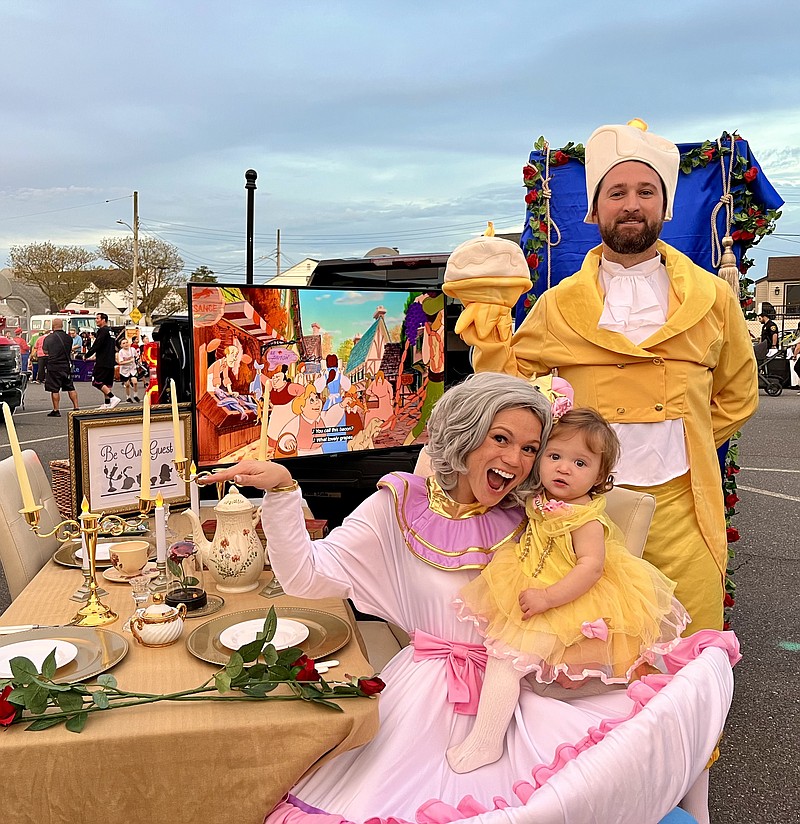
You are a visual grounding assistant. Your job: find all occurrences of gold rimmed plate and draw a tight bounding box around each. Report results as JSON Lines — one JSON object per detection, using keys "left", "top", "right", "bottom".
{"left": 186, "top": 607, "right": 352, "bottom": 667}
{"left": 0, "top": 626, "right": 129, "bottom": 684}
{"left": 53, "top": 541, "right": 156, "bottom": 569}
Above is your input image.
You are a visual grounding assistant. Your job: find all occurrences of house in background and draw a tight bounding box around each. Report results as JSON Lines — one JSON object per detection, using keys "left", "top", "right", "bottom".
{"left": 756, "top": 257, "right": 800, "bottom": 321}
{"left": 264, "top": 258, "right": 318, "bottom": 286}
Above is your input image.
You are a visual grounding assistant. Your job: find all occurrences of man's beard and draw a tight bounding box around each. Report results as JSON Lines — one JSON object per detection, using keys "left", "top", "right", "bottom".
{"left": 599, "top": 213, "right": 663, "bottom": 256}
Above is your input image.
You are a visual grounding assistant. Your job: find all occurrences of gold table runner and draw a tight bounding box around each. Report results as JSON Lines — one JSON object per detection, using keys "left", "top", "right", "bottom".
{"left": 0, "top": 560, "right": 379, "bottom": 824}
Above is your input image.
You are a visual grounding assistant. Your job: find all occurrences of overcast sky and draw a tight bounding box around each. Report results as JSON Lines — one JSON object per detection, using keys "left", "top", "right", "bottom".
{"left": 1, "top": 0, "right": 798, "bottom": 284}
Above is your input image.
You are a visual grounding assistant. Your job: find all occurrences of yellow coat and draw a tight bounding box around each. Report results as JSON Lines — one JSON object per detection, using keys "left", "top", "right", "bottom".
{"left": 456, "top": 241, "right": 759, "bottom": 577}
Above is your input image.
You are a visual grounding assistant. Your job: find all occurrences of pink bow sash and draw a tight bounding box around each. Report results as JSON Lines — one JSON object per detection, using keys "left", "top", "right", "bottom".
{"left": 411, "top": 630, "right": 487, "bottom": 715}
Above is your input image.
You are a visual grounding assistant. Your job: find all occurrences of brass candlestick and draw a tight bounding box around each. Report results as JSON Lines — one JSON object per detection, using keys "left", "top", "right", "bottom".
{"left": 173, "top": 458, "right": 190, "bottom": 481}
{"left": 23, "top": 503, "right": 130, "bottom": 627}
{"left": 174, "top": 461, "right": 224, "bottom": 502}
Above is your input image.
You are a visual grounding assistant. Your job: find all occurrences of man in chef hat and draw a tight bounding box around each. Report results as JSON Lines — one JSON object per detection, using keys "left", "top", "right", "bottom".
{"left": 446, "top": 120, "right": 757, "bottom": 638}
{"left": 445, "top": 123, "right": 758, "bottom": 822}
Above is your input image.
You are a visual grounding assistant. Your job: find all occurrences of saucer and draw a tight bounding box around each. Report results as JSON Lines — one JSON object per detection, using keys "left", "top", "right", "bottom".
{"left": 102, "top": 563, "right": 159, "bottom": 583}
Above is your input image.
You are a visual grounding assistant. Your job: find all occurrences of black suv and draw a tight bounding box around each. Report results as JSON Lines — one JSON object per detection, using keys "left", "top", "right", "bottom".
{"left": 0, "top": 334, "right": 26, "bottom": 417}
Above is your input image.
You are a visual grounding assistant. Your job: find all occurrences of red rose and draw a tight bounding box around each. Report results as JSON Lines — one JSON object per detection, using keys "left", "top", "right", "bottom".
{"left": 357, "top": 676, "right": 386, "bottom": 696}
{"left": 725, "top": 493, "right": 739, "bottom": 508}
{"left": 524, "top": 190, "right": 538, "bottom": 204}
{"left": 539, "top": 221, "right": 549, "bottom": 234}
{"left": 732, "top": 229, "right": 755, "bottom": 241}
{"left": 0, "top": 685, "right": 20, "bottom": 727}
{"left": 743, "top": 167, "right": 759, "bottom": 183}
{"left": 724, "top": 593, "right": 735, "bottom": 608}
{"left": 522, "top": 165, "right": 538, "bottom": 180}
{"left": 523, "top": 298, "right": 532, "bottom": 309}
{"left": 554, "top": 150, "right": 569, "bottom": 165}
{"left": 739, "top": 264, "right": 751, "bottom": 275}
{"left": 756, "top": 218, "right": 766, "bottom": 228}
{"left": 723, "top": 620, "right": 731, "bottom": 631}
{"left": 291, "top": 654, "right": 320, "bottom": 682}
{"left": 703, "top": 149, "right": 715, "bottom": 160}
{"left": 726, "top": 526, "right": 740, "bottom": 543}
{"left": 526, "top": 253, "right": 540, "bottom": 269}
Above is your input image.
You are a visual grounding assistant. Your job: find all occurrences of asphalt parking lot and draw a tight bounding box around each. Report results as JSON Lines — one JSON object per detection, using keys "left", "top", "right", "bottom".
{"left": 1, "top": 381, "right": 798, "bottom": 821}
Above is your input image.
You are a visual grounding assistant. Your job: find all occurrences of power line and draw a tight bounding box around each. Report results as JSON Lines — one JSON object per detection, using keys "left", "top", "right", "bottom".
{"left": 0, "top": 195, "right": 131, "bottom": 222}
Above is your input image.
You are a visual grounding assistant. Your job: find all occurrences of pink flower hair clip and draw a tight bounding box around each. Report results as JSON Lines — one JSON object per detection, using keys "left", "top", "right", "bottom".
{"left": 530, "top": 373, "right": 574, "bottom": 421}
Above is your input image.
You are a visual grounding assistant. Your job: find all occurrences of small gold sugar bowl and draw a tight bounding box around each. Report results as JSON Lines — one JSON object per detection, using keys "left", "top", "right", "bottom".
{"left": 130, "top": 592, "right": 187, "bottom": 647}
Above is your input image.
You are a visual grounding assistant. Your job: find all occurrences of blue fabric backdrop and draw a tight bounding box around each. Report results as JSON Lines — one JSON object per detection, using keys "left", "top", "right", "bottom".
{"left": 516, "top": 137, "right": 784, "bottom": 323}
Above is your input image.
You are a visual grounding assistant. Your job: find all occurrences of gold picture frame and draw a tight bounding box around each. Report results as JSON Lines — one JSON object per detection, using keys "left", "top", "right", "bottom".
{"left": 67, "top": 404, "right": 193, "bottom": 516}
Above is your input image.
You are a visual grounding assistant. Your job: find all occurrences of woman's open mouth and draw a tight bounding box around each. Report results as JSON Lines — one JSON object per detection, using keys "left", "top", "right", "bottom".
{"left": 487, "top": 468, "right": 514, "bottom": 492}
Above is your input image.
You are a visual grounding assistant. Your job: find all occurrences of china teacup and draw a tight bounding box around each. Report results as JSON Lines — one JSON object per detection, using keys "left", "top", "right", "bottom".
{"left": 109, "top": 540, "right": 150, "bottom": 577}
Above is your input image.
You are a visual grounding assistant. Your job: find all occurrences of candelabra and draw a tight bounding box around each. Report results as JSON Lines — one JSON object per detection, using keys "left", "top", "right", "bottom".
{"left": 23, "top": 503, "right": 139, "bottom": 627}
{"left": 173, "top": 458, "right": 225, "bottom": 501}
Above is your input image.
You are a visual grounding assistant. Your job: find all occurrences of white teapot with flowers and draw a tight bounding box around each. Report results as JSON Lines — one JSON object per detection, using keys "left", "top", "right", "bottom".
{"left": 180, "top": 485, "right": 265, "bottom": 593}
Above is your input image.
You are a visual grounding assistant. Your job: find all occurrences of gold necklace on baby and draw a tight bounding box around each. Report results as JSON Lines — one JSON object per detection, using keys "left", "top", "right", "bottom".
{"left": 518, "top": 496, "right": 555, "bottom": 578}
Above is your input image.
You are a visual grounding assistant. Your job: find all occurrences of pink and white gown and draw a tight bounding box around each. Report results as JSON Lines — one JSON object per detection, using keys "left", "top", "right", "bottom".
{"left": 262, "top": 472, "right": 739, "bottom": 824}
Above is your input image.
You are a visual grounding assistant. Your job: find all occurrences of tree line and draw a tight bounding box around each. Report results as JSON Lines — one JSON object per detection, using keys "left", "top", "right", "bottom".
{"left": 8, "top": 239, "right": 217, "bottom": 322}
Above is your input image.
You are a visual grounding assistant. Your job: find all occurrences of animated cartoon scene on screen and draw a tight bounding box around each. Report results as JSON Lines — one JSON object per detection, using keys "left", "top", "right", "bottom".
{"left": 189, "top": 284, "right": 445, "bottom": 467}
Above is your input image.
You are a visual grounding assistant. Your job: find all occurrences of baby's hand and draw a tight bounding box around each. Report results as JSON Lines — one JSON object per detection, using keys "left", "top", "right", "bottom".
{"left": 519, "top": 588, "right": 550, "bottom": 619}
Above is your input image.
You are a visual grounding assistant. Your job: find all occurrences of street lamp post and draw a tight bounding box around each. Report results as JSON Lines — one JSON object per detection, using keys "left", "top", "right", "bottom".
{"left": 245, "top": 170, "right": 257, "bottom": 285}
{"left": 117, "top": 190, "right": 139, "bottom": 321}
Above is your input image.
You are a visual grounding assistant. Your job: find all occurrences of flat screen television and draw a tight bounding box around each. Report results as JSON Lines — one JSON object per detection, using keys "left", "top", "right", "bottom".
{"left": 188, "top": 283, "right": 451, "bottom": 492}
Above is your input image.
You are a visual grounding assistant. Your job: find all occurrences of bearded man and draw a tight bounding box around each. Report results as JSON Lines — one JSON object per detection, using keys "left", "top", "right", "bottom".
{"left": 445, "top": 122, "right": 758, "bottom": 636}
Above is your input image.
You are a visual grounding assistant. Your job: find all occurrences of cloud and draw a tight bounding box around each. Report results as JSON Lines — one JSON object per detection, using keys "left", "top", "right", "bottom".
{"left": 334, "top": 291, "right": 387, "bottom": 305}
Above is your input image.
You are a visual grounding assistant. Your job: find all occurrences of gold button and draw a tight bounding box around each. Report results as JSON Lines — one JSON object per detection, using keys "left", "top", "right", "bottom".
{"left": 617, "top": 407, "right": 625, "bottom": 414}
{"left": 655, "top": 403, "right": 664, "bottom": 411}
{"left": 616, "top": 363, "right": 625, "bottom": 369}
{"left": 653, "top": 358, "right": 663, "bottom": 365}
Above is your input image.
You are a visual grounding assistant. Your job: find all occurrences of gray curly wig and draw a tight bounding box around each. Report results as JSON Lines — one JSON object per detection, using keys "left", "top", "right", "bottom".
{"left": 425, "top": 372, "right": 553, "bottom": 505}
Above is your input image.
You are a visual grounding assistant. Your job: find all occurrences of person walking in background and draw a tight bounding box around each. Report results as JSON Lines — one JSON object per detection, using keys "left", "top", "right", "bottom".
{"left": 84, "top": 312, "right": 120, "bottom": 409}
{"left": 12, "top": 328, "right": 30, "bottom": 375}
{"left": 42, "top": 318, "right": 79, "bottom": 416}
{"left": 116, "top": 338, "right": 140, "bottom": 402}
{"left": 757, "top": 306, "right": 780, "bottom": 351}
{"left": 69, "top": 328, "right": 84, "bottom": 358}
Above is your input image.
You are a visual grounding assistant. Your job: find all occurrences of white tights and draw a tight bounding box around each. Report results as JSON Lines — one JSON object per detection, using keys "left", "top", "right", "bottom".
{"left": 446, "top": 656, "right": 522, "bottom": 773}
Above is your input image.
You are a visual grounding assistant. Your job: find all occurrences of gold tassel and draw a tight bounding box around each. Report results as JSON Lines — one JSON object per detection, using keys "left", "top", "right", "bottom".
{"left": 717, "top": 234, "right": 739, "bottom": 295}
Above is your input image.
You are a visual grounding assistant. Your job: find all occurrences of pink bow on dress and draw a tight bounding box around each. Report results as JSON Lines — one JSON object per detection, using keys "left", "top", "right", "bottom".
{"left": 580, "top": 618, "right": 609, "bottom": 641}
{"left": 411, "top": 629, "right": 488, "bottom": 715}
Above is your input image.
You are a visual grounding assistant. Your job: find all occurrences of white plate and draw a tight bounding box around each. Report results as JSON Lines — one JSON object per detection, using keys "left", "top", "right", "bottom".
{"left": 218, "top": 618, "right": 309, "bottom": 652}
{"left": 0, "top": 639, "right": 79, "bottom": 678}
{"left": 75, "top": 542, "right": 117, "bottom": 562}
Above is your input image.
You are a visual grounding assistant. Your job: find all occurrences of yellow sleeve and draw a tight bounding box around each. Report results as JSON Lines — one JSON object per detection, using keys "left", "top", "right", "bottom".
{"left": 710, "top": 286, "right": 759, "bottom": 446}
{"left": 457, "top": 294, "right": 551, "bottom": 379}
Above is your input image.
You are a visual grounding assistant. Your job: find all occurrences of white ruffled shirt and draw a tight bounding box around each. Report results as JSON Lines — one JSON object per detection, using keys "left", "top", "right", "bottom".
{"left": 598, "top": 254, "right": 689, "bottom": 486}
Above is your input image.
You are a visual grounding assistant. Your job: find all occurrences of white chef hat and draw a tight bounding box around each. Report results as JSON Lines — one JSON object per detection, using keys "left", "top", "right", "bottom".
{"left": 583, "top": 119, "right": 679, "bottom": 224}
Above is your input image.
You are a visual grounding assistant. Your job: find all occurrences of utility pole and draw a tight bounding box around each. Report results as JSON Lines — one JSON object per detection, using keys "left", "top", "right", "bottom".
{"left": 132, "top": 191, "right": 139, "bottom": 318}
{"left": 245, "top": 170, "right": 257, "bottom": 285}
{"left": 276, "top": 228, "right": 281, "bottom": 278}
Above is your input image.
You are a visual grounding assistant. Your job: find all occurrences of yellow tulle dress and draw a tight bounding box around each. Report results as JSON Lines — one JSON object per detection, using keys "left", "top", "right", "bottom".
{"left": 455, "top": 494, "right": 690, "bottom": 683}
